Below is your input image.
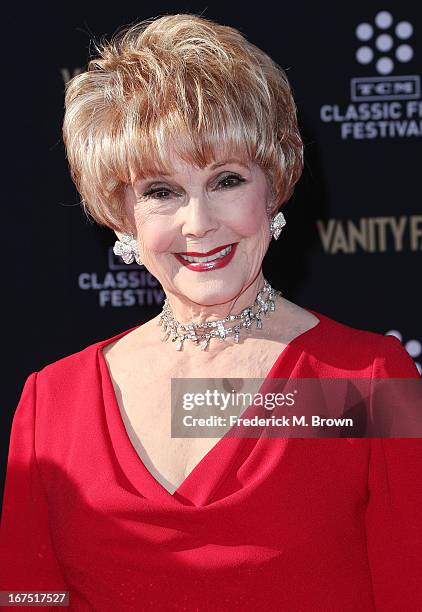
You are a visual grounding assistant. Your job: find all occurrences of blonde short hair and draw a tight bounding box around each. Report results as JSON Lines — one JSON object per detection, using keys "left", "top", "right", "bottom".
{"left": 62, "top": 13, "right": 304, "bottom": 232}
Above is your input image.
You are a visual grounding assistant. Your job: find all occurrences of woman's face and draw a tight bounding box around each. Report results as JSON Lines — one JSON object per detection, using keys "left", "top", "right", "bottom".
{"left": 123, "top": 150, "right": 273, "bottom": 307}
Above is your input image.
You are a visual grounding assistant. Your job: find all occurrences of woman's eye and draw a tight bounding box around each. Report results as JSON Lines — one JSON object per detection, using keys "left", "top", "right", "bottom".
{"left": 143, "top": 188, "right": 173, "bottom": 200}
{"left": 142, "top": 174, "right": 245, "bottom": 200}
{"left": 218, "top": 174, "right": 245, "bottom": 189}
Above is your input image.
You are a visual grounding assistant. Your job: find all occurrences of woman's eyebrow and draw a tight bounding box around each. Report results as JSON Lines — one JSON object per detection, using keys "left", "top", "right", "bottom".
{"left": 210, "top": 158, "right": 250, "bottom": 170}
{"left": 145, "top": 158, "right": 250, "bottom": 179}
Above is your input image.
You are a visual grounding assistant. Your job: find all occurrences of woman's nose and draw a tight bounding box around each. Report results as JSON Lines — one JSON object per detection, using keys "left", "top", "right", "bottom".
{"left": 180, "top": 197, "right": 218, "bottom": 238}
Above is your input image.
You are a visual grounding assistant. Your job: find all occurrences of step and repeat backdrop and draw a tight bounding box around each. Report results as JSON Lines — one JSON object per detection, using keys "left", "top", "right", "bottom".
{"left": 2, "top": 0, "right": 421, "bottom": 501}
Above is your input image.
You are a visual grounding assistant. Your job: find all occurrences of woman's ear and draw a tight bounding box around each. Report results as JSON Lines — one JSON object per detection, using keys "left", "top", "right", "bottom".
{"left": 114, "top": 224, "right": 137, "bottom": 242}
{"left": 265, "top": 191, "right": 278, "bottom": 218}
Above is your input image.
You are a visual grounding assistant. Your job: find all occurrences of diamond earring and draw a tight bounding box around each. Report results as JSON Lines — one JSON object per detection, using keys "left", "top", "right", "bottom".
{"left": 269, "top": 212, "right": 286, "bottom": 240}
{"left": 113, "top": 233, "right": 143, "bottom": 266}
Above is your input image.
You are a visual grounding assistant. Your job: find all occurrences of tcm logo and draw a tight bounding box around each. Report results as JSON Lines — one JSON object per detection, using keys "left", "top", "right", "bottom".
{"left": 353, "top": 11, "right": 419, "bottom": 101}
{"left": 351, "top": 76, "right": 420, "bottom": 102}
{"left": 320, "top": 10, "right": 422, "bottom": 139}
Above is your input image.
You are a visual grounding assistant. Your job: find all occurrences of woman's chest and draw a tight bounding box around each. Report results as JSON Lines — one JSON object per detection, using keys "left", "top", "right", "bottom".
{"left": 105, "top": 341, "right": 289, "bottom": 493}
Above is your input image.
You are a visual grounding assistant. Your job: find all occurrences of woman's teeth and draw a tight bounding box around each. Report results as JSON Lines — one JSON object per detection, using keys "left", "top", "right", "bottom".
{"left": 179, "top": 245, "right": 232, "bottom": 263}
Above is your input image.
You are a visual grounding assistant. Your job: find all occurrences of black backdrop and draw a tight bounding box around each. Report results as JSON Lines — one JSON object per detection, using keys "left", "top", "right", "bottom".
{"left": 2, "top": 1, "right": 421, "bottom": 506}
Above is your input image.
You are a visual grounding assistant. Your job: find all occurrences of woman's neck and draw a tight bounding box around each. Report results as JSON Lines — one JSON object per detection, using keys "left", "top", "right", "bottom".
{"left": 163, "top": 271, "right": 267, "bottom": 325}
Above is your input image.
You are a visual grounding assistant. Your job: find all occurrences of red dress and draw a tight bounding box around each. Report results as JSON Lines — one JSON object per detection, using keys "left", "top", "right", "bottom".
{"left": 1, "top": 309, "right": 421, "bottom": 611}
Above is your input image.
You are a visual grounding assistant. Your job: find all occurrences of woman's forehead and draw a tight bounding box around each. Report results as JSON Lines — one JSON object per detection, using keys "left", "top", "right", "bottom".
{"left": 130, "top": 144, "right": 252, "bottom": 181}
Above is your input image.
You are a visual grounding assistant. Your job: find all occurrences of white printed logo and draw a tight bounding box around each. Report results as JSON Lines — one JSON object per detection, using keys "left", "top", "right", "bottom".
{"left": 77, "top": 247, "right": 164, "bottom": 308}
{"left": 355, "top": 11, "right": 413, "bottom": 75}
{"left": 385, "top": 329, "right": 422, "bottom": 375}
{"left": 320, "top": 10, "right": 421, "bottom": 139}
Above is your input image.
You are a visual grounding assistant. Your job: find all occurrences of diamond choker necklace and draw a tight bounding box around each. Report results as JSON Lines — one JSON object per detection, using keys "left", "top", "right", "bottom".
{"left": 158, "top": 278, "right": 282, "bottom": 351}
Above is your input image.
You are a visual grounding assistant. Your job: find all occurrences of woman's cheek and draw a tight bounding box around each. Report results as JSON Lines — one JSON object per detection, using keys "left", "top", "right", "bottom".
{"left": 136, "top": 215, "right": 177, "bottom": 254}
{"left": 223, "top": 199, "right": 267, "bottom": 237}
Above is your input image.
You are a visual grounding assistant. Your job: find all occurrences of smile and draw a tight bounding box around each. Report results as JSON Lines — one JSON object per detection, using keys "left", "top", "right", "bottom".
{"left": 173, "top": 243, "right": 238, "bottom": 272}
{"left": 179, "top": 245, "right": 232, "bottom": 263}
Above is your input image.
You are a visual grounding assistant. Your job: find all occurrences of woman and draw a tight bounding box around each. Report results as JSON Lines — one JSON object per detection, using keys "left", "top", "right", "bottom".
{"left": 1, "top": 13, "right": 421, "bottom": 612}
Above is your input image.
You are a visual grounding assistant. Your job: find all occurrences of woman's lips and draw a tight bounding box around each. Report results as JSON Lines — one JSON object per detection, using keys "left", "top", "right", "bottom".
{"left": 173, "top": 242, "right": 238, "bottom": 272}
{"left": 176, "top": 242, "right": 233, "bottom": 257}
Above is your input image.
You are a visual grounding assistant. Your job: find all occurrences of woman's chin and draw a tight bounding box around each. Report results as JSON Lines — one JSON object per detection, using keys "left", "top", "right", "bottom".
{"left": 174, "top": 280, "right": 246, "bottom": 308}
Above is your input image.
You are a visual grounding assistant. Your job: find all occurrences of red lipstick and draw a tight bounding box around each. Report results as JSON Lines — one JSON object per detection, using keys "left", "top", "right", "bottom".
{"left": 175, "top": 243, "right": 233, "bottom": 257}
{"left": 173, "top": 242, "right": 238, "bottom": 272}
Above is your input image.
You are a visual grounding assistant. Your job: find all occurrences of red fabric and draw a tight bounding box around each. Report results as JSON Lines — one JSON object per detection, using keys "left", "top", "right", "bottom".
{"left": 1, "top": 309, "right": 421, "bottom": 611}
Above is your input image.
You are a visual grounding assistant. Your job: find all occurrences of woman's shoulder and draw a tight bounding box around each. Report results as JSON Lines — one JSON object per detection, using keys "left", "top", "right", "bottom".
{"left": 308, "top": 307, "right": 387, "bottom": 345}
{"left": 282, "top": 297, "right": 390, "bottom": 353}
{"left": 35, "top": 324, "right": 140, "bottom": 385}
{"left": 303, "top": 308, "right": 419, "bottom": 377}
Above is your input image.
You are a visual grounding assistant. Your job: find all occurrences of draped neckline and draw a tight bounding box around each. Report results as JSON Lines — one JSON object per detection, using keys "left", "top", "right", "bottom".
{"left": 98, "top": 309, "right": 324, "bottom": 507}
